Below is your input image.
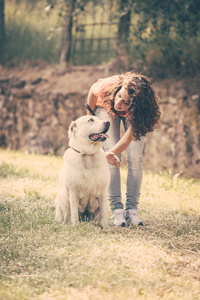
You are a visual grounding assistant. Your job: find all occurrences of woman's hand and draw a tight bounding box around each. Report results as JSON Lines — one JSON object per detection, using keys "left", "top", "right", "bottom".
{"left": 106, "top": 152, "right": 121, "bottom": 168}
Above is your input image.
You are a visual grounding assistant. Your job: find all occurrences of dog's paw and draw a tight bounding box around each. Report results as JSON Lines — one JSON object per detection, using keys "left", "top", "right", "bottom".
{"left": 55, "top": 215, "right": 64, "bottom": 222}
{"left": 71, "top": 220, "right": 79, "bottom": 226}
{"left": 55, "top": 207, "right": 64, "bottom": 222}
{"left": 101, "top": 219, "right": 108, "bottom": 228}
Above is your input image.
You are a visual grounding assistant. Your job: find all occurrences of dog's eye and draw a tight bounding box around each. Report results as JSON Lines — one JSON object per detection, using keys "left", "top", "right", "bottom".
{"left": 88, "top": 118, "right": 94, "bottom": 122}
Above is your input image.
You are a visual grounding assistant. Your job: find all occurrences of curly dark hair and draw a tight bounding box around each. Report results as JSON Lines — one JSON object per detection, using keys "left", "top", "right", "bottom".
{"left": 103, "top": 71, "right": 161, "bottom": 140}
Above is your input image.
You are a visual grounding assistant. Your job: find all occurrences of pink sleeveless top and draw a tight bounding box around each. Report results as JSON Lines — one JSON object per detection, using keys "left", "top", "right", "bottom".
{"left": 92, "top": 75, "right": 128, "bottom": 117}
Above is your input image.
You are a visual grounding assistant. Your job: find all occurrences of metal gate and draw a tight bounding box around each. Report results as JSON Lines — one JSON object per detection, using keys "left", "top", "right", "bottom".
{"left": 71, "top": 0, "right": 120, "bottom": 65}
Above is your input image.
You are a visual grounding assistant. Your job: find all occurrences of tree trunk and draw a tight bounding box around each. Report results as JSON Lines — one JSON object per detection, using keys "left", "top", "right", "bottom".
{"left": 117, "top": 0, "right": 131, "bottom": 53}
{"left": 59, "top": 0, "right": 76, "bottom": 65}
{"left": 0, "top": 0, "right": 5, "bottom": 56}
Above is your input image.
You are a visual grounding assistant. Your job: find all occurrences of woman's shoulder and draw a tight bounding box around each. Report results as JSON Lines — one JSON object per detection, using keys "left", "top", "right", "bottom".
{"left": 95, "top": 75, "right": 120, "bottom": 88}
{"left": 98, "top": 75, "right": 120, "bottom": 85}
{"left": 93, "top": 75, "right": 120, "bottom": 96}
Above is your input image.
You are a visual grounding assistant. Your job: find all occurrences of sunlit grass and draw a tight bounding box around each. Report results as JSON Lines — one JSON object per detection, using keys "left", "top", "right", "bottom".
{"left": 0, "top": 149, "right": 200, "bottom": 300}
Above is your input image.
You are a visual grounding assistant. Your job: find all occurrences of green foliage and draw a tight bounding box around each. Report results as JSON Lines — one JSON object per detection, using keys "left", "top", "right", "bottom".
{"left": 1, "top": 0, "right": 200, "bottom": 76}
{"left": 2, "top": 0, "right": 60, "bottom": 62}
{"left": 131, "top": 0, "right": 200, "bottom": 38}
{"left": 126, "top": 0, "right": 200, "bottom": 76}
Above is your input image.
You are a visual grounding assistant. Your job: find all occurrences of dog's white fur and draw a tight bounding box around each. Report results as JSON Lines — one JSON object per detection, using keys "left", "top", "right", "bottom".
{"left": 55, "top": 115, "right": 110, "bottom": 227}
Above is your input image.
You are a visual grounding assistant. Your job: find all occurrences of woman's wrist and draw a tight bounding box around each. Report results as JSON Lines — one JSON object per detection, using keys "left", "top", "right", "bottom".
{"left": 106, "top": 152, "right": 121, "bottom": 168}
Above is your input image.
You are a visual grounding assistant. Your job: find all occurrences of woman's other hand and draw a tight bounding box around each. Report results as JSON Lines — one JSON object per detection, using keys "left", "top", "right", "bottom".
{"left": 106, "top": 152, "right": 121, "bottom": 168}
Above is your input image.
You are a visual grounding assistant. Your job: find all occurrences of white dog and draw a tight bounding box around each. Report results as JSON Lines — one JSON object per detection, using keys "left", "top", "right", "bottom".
{"left": 55, "top": 115, "right": 110, "bottom": 227}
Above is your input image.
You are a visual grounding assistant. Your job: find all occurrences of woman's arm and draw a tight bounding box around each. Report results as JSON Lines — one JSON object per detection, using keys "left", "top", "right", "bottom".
{"left": 106, "top": 127, "right": 133, "bottom": 168}
{"left": 87, "top": 83, "right": 98, "bottom": 115}
{"left": 110, "top": 127, "right": 132, "bottom": 155}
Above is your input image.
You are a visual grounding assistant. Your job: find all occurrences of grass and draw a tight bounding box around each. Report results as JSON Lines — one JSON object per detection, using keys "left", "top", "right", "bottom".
{"left": 0, "top": 149, "right": 200, "bottom": 300}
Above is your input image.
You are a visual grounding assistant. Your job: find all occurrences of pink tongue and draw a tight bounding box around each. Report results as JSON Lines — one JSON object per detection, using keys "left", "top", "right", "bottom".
{"left": 98, "top": 133, "right": 109, "bottom": 139}
{"left": 91, "top": 133, "right": 109, "bottom": 140}
{"left": 92, "top": 134, "right": 99, "bottom": 139}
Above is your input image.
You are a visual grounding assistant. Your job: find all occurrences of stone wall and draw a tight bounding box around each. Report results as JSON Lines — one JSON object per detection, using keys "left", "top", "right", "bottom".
{"left": 0, "top": 68, "right": 200, "bottom": 178}
{"left": 0, "top": 76, "right": 87, "bottom": 156}
{"left": 144, "top": 80, "right": 200, "bottom": 178}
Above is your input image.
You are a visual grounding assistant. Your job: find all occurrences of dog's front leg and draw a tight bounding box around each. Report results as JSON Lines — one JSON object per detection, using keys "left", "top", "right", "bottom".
{"left": 99, "top": 192, "right": 108, "bottom": 228}
{"left": 55, "top": 188, "right": 70, "bottom": 223}
{"left": 69, "top": 191, "right": 79, "bottom": 225}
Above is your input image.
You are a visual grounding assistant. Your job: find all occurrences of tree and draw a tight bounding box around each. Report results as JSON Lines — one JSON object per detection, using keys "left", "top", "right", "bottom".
{"left": 59, "top": 0, "right": 76, "bottom": 64}
{"left": 117, "top": 0, "right": 131, "bottom": 47}
{"left": 46, "top": 0, "right": 85, "bottom": 64}
{"left": 0, "top": 0, "right": 5, "bottom": 56}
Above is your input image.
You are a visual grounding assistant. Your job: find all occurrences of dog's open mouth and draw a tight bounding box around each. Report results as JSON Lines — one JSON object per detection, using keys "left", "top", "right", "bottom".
{"left": 89, "top": 132, "right": 109, "bottom": 142}
{"left": 89, "top": 122, "right": 110, "bottom": 142}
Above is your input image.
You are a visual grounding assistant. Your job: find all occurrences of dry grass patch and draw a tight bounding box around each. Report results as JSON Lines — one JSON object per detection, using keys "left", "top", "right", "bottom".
{"left": 0, "top": 149, "right": 200, "bottom": 300}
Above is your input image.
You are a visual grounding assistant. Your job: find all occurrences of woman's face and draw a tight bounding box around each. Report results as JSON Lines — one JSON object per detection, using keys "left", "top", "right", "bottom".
{"left": 114, "top": 85, "right": 130, "bottom": 112}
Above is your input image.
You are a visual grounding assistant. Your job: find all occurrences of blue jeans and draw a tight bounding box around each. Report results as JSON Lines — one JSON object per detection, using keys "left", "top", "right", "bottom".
{"left": 95, "top": 106, "right": 145, "bottom": 212}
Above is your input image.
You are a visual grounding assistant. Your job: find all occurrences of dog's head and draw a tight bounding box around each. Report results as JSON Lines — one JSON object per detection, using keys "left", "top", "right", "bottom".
{"left": 68, "top": 115, "right": 110, "bottom": 154}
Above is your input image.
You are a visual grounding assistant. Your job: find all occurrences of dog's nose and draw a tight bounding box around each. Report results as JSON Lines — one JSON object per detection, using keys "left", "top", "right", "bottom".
{"left": 105, "top": 121, "right": 110, "bottom": 126}
{"left": 104, "top": 121, "right": 110, "bottom": 129}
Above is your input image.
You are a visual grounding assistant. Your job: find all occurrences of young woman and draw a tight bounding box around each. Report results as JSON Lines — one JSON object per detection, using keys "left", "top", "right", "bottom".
{"left": 87, "top": 72, "right": 161, "bottom": 227}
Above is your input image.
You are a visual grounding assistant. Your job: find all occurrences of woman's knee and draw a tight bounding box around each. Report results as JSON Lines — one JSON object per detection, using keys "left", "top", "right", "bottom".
{"left": 127, "top": 137, "right": 144, "bottom": 167}
{"left": 127, "top": 154, "right": 143, "bottom": 169}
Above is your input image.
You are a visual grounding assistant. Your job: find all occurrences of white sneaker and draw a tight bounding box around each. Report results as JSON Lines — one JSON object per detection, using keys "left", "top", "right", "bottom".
{"left": 126, "top": 209, "right": 144, "bottom": 226}
{"left": 112, "top": 209, "right": 126, "bottom": 227}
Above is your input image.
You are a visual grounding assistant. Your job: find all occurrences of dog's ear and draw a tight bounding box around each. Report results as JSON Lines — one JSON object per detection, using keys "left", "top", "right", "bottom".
{"left": 68, "top": 121, "right": 77, "bottom": 138}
